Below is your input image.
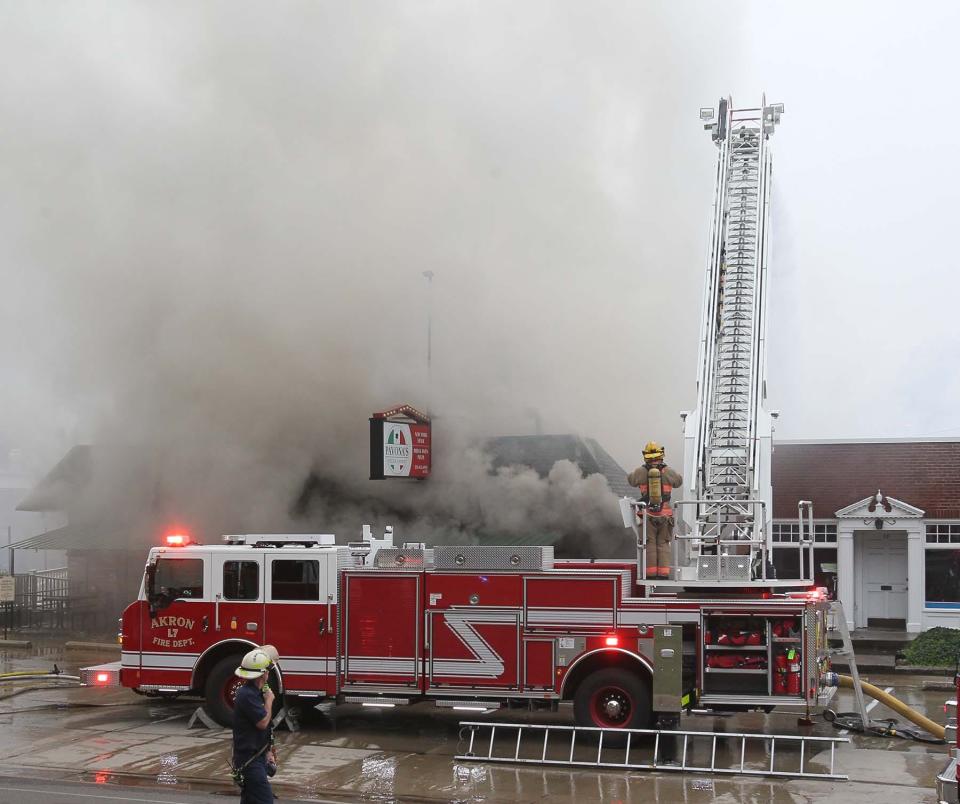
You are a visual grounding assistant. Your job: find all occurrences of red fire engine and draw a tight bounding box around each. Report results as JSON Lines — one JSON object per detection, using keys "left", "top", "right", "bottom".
{"left": 86, "top": 525, "right": 831, "bottom": 730}
{"left": 85, "top": 98, "right": 838, "bottom": 730}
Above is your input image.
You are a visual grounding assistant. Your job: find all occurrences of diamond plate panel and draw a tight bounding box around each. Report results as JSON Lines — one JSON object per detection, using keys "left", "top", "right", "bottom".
{"left": 697, "top": 556, "right": 719, "bottom": 581}
{"left": 719, "top": 555, "right": 751, "bottom": 581}
{"left": 374, "top": 548, "right": 432, "bottom": 569}
{"left": 433, "top": 545, "right": 553, "bottom": 571}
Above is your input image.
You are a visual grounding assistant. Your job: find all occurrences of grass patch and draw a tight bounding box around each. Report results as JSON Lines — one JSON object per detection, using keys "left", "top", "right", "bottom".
{"left": 901, "top": 627, "right": 960, "bottom": 667}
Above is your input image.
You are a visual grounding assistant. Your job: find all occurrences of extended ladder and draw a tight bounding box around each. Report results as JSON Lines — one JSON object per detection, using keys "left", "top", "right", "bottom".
{"left": 457, "top": 721, "right": 848, "bottom": 780}
{"left": 677, "top": 98, "right": 784, "bottom": 583}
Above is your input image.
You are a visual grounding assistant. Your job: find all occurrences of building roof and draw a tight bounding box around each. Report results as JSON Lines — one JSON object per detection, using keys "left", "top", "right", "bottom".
{"left": 772, "top": 440, "right": 960, "bottom": 519}
{"left": 485, "top": 434, "right": 632, "bottom": 498}
{"left": 9, "top": 527, "right": 74, "bottom": 551}
{"left": 9, "top": 524, "right": 136, "bottom": 551}
{"left": 16, "top": 445, "right": 93, "bottom": 512}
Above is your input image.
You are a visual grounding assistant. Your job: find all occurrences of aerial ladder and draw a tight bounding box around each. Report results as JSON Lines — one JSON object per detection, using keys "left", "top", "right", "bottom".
{"left": 623, "top": 97, "right": 816, "bottom": 586}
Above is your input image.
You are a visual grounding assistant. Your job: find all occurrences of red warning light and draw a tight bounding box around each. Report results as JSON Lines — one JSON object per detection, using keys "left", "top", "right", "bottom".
{"left": 96, "top": 672, "right": 110, "bottom": 684}
{"left": 165, "top": 533, "right": 188, "bottom": 547}
{"left": 604, "top": 636, "right": 619, "bottom": 647}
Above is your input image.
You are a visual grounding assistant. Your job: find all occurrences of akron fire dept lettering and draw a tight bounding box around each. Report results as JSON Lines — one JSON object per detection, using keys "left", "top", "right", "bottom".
{"left": 150, "top": 615, "right": 197, "bottom": 649}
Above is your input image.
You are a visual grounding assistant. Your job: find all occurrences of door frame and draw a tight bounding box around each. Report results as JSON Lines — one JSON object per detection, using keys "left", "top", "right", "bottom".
{"left": 854, "top": 531, "right": 907, "bottom": 629}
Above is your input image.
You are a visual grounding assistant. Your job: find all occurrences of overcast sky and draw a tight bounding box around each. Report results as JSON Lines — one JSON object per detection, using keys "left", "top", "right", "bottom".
{"left": 1, "top": 0, "right": 958, "bottom": 489}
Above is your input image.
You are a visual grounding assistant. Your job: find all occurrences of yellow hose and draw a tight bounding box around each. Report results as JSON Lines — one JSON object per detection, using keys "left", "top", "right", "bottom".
{"left": 838, "top": 674, "right": 945, "bottom": 740}
{"left": 0, "top": 671, "right": 57, "bottom": 678}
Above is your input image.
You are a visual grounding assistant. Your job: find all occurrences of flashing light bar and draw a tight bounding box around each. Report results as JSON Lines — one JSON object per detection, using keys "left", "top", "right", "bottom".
{"left": 164, "top": 533, "right": 190, "bottom": 547}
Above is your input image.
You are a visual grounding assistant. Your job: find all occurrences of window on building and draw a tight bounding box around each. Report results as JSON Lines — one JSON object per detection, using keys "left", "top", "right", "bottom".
{"left": 814, "top": 548, "right": 838, "bottom": 596}
{"left": 271, "top": 559, "right": 320, "bottom": 601}
{"left": 925, "top": 550, "right": 960, "bottom": 608}
{"left": 771, "top": 522, "right": 837, "bottom": 544}
{"left": 771, "top": 549, "right": 800, "bottom": 580}
{"left": 223, "top": 561, "right": 259, "bottom": 601}
{"left": 769, "top": 547, "right": 837, "bottom": 590}
{"left": 155, "top": 558, "right": 204, "bottom": 600}
{"left": 926, "top": 524, "right": 960, "bottom": 545}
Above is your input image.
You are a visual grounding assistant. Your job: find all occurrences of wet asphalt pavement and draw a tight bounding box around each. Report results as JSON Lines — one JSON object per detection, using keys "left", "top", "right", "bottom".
{"left": 0, "top": 639, "right": 952, "bottom": 803}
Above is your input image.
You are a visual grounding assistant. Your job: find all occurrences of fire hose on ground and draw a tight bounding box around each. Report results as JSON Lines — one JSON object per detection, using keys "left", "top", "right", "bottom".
{"left": 822, "top": 673, "right": 946, "bottom": 744}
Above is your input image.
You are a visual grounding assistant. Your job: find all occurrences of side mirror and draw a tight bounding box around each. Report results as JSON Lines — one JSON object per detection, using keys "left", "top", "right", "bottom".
{"left": 148, "top": 589, "right": 173, "bottom": 618}
{"left": 145, "top": 563, "right": 157, "bottom": 596}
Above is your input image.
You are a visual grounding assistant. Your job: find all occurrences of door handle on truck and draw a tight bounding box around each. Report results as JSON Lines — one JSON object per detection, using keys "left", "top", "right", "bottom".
{"left": 326, "top": 594, "right": 333, "bottom": 634}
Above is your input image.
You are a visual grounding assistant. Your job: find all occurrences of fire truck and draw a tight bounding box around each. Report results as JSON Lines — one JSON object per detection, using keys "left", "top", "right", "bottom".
{"left": 86, "top": 97, "right": 838, "bottom": 730}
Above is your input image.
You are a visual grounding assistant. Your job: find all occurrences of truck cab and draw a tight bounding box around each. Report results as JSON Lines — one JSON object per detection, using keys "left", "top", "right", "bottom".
{"left": 119, "top": 533, "right": 341, "bottom": 724}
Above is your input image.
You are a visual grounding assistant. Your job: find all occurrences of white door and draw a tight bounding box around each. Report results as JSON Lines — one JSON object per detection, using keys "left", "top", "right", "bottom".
{"left": 862, "top": 534, "right": 907, "bottom": 625}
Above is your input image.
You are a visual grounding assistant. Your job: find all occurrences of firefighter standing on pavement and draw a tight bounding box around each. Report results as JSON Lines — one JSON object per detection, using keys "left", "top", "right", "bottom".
{"left": 628, "top": 441, "right": 683, "bottom": 579}
{"left": 231, "top": 646, "right": 278, "bottom": 804}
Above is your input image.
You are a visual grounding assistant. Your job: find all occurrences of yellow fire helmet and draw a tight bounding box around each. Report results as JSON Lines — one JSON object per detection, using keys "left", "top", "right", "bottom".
{"left": 235, "top": 647, "right": 274, "bottom": 679}
{"left": 643, "top": 441, "right": 665, "bottom": 462}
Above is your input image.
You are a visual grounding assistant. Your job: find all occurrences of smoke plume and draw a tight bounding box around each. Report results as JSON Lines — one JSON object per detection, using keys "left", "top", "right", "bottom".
{"left": 0, "top": 2, "right": 749, "bottom": 556}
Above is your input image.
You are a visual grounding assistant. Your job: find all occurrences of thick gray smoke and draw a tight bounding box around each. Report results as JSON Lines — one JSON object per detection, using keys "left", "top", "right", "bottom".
{"left": 1, "top": 3, "right": 733, "bottom": 556}
{"left": 7, "top": 4, "right": 959, "bottom": 561}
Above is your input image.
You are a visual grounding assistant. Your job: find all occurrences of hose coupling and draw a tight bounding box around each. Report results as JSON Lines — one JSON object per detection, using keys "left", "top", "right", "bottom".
{"left": 821, "top": 672, "right": 840, "bottom": 688}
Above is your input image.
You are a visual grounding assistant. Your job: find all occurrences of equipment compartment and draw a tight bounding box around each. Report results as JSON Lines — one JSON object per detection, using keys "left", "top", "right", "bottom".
{"left": 700, "top": 611, "right": 806, "bottom": 700}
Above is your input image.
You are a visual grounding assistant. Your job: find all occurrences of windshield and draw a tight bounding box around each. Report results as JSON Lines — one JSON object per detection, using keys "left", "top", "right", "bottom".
{"left": 154, "top": 558, "right": 204, "bottom": 600}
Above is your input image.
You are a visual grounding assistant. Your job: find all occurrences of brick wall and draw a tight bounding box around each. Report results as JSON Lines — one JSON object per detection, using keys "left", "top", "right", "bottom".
{"left": 772, "top": 441, "right": 960, "bottom": 519}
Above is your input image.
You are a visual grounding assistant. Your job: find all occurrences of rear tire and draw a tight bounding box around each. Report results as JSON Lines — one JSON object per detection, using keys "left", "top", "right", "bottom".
{"left": 573, "top": 667, "right": 653, "bottom": 732}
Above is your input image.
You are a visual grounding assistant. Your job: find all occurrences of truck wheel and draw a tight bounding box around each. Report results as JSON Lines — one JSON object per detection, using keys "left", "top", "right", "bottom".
{"left": 574, "top": 668, "right": 652, "bottom": 731}
{"left": 204, "top": 655, "right": 245, "bottom": 728}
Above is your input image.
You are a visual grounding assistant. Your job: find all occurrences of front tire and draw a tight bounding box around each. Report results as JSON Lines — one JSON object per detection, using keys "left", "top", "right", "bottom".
{"left": 204, "top": 654, "right": 245, "bottom": 727}
{"left": 573, "top": 667, "right": 653, "bottom": 731}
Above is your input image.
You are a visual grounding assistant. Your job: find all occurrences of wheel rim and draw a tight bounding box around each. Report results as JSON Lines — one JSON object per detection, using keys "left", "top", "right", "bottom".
{"left": 222, "top": 675, "right": 244, "bottom": 709}
{"left": 589, "top": 684, "right": 632, "bottom": 728}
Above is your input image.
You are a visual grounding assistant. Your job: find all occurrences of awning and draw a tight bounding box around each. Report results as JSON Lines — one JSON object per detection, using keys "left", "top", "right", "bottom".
{"left": 9, "top": 527, "right": 73, "bottom": 550}
{"left": 10, "top": 524, "right": 136, "bottom": 551}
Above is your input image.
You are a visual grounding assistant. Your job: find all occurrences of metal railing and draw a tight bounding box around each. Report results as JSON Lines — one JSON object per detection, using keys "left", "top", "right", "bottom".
{"left": 16, "top": 567, "right": 69, "bottom": 610}
{"left": 0, "top": 568, "right": 108, "bottom": 632}
{"left": 626, "top": 497, "right": 818, "bottom": 584}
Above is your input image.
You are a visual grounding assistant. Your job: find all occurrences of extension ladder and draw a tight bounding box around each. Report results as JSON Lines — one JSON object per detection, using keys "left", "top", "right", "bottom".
{"left": 457, "top": 721, "right": 848, "bottom": 780}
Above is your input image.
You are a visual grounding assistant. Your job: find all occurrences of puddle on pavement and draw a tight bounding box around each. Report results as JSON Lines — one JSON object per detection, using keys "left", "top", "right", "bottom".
{"left": 0, "top": 646, "right": 948, "bottom": 802}
{"left": 156, "top": 754, "right": 178, "bottom": 784}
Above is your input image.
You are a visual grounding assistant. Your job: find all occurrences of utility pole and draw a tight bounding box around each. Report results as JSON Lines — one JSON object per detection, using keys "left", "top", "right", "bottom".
{"left": 422, "top": 270, "right": 434, "bottom": 413}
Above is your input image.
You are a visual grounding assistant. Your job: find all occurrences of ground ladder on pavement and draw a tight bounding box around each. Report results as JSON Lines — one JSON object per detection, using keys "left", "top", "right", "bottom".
{"left": 457, "top": 721, "right": 849, "bottom": 780}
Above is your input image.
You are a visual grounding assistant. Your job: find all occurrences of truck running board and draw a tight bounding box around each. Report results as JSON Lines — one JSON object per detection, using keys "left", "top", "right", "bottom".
{"left": 342, "top": 695, "right": 410, "bottom": 707}
{"left": 434, "top": 699, "right": 503, "bottom": 712}
{"left": 456, "top": 721, "right": 849, "bottom": 780}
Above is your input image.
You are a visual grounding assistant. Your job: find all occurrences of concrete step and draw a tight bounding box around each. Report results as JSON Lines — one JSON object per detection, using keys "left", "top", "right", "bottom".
{"left": 828, "top": 629, "right": 917, "bottom": 656}
{"left": 830, "top": 652, "right": 897, "bottom": 672}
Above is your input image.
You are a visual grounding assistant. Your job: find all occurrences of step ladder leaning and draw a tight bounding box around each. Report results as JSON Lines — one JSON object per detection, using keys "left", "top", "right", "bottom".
{"left": 827, "top": 600, "right": 870, "bottom": 729}
{"left": 456, "top": 720, "right": 849, "bottom": 780}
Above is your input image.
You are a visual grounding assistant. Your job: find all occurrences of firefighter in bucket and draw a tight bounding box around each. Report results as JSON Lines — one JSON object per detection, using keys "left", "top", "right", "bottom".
{"left": 628, "top": 441, "right": 683, "bottom": 579}
{"left": 230, "top": 645, "right": 279, "bottom": 804}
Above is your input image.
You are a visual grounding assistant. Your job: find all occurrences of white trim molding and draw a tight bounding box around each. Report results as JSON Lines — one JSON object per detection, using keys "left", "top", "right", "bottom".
{"left": 835, "top": 491, "right": 925, "bottom": 521}
{"left": 835, "top": 491, "right": 925, "bottom": 633}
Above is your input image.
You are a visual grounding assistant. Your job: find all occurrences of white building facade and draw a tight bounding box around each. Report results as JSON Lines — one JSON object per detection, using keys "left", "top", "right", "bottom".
{"left": 771, "top": 438, "right": 960, "bottom": 633}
